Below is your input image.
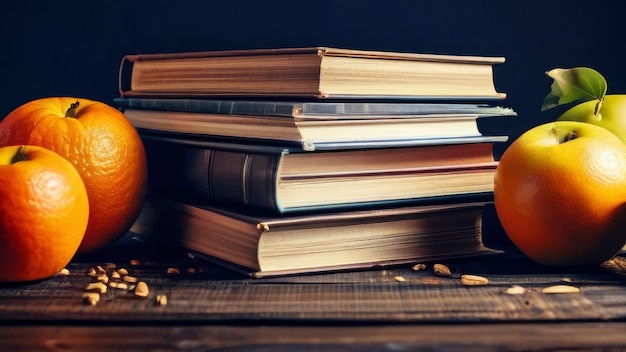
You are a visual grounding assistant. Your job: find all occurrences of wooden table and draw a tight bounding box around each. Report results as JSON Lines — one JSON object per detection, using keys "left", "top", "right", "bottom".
{"left": 2, "top": 235, "right": 626, "bottom": 351}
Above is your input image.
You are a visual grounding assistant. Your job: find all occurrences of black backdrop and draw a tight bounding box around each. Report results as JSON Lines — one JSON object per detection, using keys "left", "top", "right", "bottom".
{"left": 2, "top": 0, "right": 625, "bottom": 142}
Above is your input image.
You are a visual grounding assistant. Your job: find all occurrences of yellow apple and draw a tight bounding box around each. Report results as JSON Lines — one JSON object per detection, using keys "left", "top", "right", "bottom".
{"left": 494, "top": 120, "right": 626, "bottom": 266}
{"left": 558, "top": 95, "right": 626, "bottom": 144}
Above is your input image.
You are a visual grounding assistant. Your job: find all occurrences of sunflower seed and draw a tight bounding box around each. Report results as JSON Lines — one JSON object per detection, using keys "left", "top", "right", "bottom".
{"left": 460, "top": 274, "right": 489, "bottom": 286}
{"left": 541, "top": 285, "right": 580, "bottom": 294}
{"left": 504, "top": 285, "right": 526, "bottom": 295}
{"left": 433, "top": 264, "right": 451, "bottom": 277}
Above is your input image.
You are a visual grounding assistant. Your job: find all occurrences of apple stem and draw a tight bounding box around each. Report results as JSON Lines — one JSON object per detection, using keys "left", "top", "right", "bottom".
{"left": 11, "top": 146, "right": 28, "bottom": 164}
{"left": 65, "top": 101, "right": 80, "bottom": 118}
{"left": 593, "top": 98, "right": 604, "bottom": 119}
{"left": 563, "top": 130, "right": 577, "bottom": 142}
{"left": 549, "top": 126, "right": 577, "bottom": 144}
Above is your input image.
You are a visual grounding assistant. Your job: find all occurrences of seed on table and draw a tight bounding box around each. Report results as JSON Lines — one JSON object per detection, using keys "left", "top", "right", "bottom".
{"left": 96, "top": 274, "right": 109, "bottom": 284}
{"left": 155, "top": 294, "right": 168, "bottom": 306}
{"left": 541, "top": 285, "right": 580, "bottom": 294}
{"left": 82, "top": 292, "right": 100, "bottom": 305}
{"left": 505, "top": 285, "right": 526, "bottom": 295}
{"left": 85, "top": 282, "right": 108, "bottom": 294}
{"left": 166, "top": 267, "right": 180, "bottom": 275}
{"left": 110, "top": 271, "right": 121, "bottom": 279}
{"left": 394, "top": 276, "right": 406, "bottom": 282}
{"left": 116, "top": 268, "right": 129, "bottom": 276}
{"left": 103, "top": 262, "right": 116, "bottom": 270}
{"left": 86, "top": 267, "right": 98, "bottom": 277}
{"left": 123, "top": 275, "right": 138, "bottom": 283}
{"left": 134, "top": 281, "right": 149, "bottom": 298}
{"left": 110, "top": 281, "right": 129, "bottom": 290}
{"left": 460, "top": 274, "right": 489, "bottom": 286}
{"left": 57, "top": 268, "right": 70, "bottom": 276}
{"left": 95, "top": 266, "right": 106, "bottom": 275}
{"left": 433, "top": 264, "right": 451, "bottom": 277}
{"left": 411, "top": 263, "right": 427, "bottom": 271}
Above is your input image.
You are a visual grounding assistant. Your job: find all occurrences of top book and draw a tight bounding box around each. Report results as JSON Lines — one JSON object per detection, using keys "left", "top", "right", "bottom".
{"left": 119, "top": 47, "right": 507, "bottom": 100}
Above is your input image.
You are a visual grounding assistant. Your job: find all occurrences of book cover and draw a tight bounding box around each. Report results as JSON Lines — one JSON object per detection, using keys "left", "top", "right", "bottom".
{"left": 114, "top": 97, "right": 517, "bottom": 118}
{"left": 119, "top": 98, "right": 515, "bottom": 152}
{"left": 142, "top": 135, "right": 503, "bottom": 213}
{"left": 134, "top": 195, "right": 502, "bottom": 277}
{"left": 119, "top": 47, "right": 507, "bottom": 99}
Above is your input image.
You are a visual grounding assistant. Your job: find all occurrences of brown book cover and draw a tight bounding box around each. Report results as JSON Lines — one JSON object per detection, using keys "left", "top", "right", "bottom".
{"left": 133, "top": 195, "right": 500, "bottom": 277}
{"left": 142, "top": 135, "right": 502, "bottom": 213}
{"left": 119, "top": 47, "right": 507, "bottom": 99}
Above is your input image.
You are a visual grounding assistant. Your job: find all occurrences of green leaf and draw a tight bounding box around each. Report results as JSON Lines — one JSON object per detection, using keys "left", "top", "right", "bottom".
{"left": 541, "top": 67, "right": 607, "bottom": 111}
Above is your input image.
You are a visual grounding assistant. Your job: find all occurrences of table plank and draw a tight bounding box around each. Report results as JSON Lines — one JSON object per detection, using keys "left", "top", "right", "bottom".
{"left": 2, "top": 322, "right": 626, "bottom": 351}
{"left": 1, "top": 240, "right": 626, "bottom": 323}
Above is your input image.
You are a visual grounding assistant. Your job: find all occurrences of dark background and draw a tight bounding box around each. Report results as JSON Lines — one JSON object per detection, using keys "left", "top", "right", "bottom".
{"left": 2, "top": 0, "right": 625, "bottom": 142}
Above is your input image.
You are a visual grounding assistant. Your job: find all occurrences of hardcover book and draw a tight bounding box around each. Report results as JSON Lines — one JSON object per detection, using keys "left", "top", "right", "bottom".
{"left": 142, "top": 135, "right": 505, "bottom": 213}
{"left": 119, "top": 47, "right": 507, "bottom": 100}
{"left": 118, "top": 98, "right": 515, "bottom": 151}
{"left": 134, "top": 195, "right": 500, "bottom": 278}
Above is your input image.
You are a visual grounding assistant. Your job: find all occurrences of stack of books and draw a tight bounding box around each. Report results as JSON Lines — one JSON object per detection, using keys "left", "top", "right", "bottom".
{"left": 119, "top": 47, "right": 517, "bottom": 277}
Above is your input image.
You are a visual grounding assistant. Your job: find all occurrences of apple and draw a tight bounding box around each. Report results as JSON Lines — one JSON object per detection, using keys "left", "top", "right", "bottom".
{"left": 558, "top": 95, "right": 626, "bottom": 144}
{"left": 494, "top": 120, "right": 626, "bottom": 266}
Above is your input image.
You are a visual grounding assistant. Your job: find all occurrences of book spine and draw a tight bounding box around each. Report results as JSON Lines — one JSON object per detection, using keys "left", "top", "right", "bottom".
{"left": 118, "top": 55, "right": 136, "bottom": 97}
{"left": 114, "top": 98, "right": 300, "bottom": 117}
{"left": 144, "top": 139, "right": 282, "bottom": 212}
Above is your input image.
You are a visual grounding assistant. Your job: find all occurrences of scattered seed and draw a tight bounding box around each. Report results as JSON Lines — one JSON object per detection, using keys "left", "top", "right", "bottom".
{"left": 187, "top": 267, "right": 196, "bottom": 274}
{"left": 95, "top": 266, "right": 106, "bottom": 275}
{"left": 110, "top": 271, "right": 121, "bottom": 279}
{"left": 87, "top": 281, "right": 108, "bottom": 293}
{"left": 129, "top": 259, "right": 141, "bottom": 266}
{"left": 116, "top": 268, "right": 129, "bottom": 276}
{"left": 110, "top": 281, "right": 129, "bottom": 290}
{"left": 103, "top": 262, "right": 116, "bottom": 270}
{"left": 155, "top": 294, "right": 168, "bottom": 306}
{"left": 460, "top": 274, "right": 489, "bottom": 286}
{"left": 86, "top": 267, "right": 98, "bottom": 277}
{"left": 433, "top": 263, "right": 451, "bottom": 277}
{"left": 541, "top": 285, "right": 580, "bottom": 294}
{"left": 96, "top": 275, "right": 109, "bottom": 284}
{"left": 394, "top": 276, "right": 406, "bottom": 282}
{"left": 134, "top": 281, "right": 149, "bottom": 298}
{"left": 411, "top": 263, "right": 427, "bottom": 271}
{"left": 82, "top": 292, "right": 100, "bottom": 305}
{"left": 560, "top": 277, "right": 572, "bottom": 283}
{"left": 85, "top": 282, "right": 108, "bottom": 294}
{"left": 167, "top": 268, "right": 181, "bottom": 275}
{"left": 123, "top": 275, "right": 138, "bottom": 283}
{"left": 58, "top": 268, "right": 70, "bottom": 276}
{"left": 505, "top": 285, "right": 526, "bottom": 295}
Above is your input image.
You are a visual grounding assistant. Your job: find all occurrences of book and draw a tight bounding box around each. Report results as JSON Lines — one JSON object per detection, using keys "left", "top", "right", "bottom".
{"left": 118, "top": 98, "right": 515, "bottom": 151}
{"left": 142, "top": 135, "right": 505, "bottom": 213}
{"left": 114, "top": 97, "right": 517, "bottom": 118}
{"left": 136, "top": 195, "right": 501, "bottom": 278}
{"left": 119, "top": 47, "right": 507, "bottom": 99}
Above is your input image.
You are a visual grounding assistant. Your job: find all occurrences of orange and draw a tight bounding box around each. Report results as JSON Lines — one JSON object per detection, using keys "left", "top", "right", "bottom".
{"left": 494, "top": 121, "right": 626, "bottom": 266}
{"left": 0, "top": 145, "right": 89, "bottom": 282}
{"left": 0, "top": 97, "right": 148, "bottom": 253}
